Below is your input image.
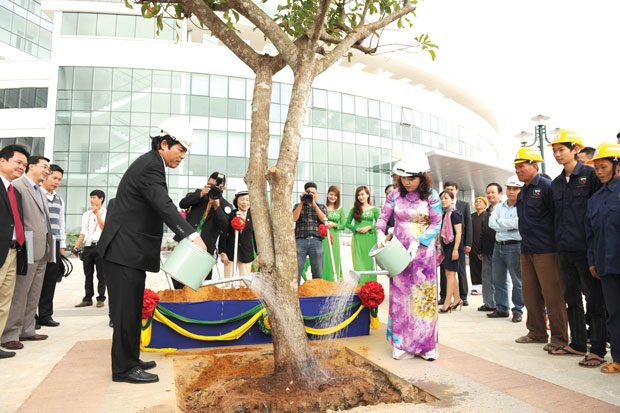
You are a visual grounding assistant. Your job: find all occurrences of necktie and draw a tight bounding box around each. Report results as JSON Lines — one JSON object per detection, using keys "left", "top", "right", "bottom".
{"left": 7, "top": 184, "right": 26, "bottom": 245}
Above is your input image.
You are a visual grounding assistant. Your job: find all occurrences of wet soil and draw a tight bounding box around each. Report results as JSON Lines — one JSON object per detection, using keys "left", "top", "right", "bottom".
{"left": 175, "top": 347, "right": 435, "bottom": 412}
{"left": 158, "top": 279, "right": 347, "bottom": 302}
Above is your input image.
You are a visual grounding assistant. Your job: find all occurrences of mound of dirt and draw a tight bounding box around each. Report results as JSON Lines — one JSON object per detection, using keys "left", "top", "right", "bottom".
{"left": 159, "top": 279, "right": 349, "bottom": 302}
{"left": 175, "top": 347, "right": 435, "bottom": 412}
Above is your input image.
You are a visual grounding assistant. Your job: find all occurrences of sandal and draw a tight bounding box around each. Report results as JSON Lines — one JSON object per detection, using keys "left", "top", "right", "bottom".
{"left": 549, "top": 346, "right": 586, "bottom": 356}
{"left": 515, "top": 335, "right": 547, "bottom": 344}
{"left": 579, "top": 354, "right": 606, "bottom": 368}
{"left": 542, "top": 343, "right": 563, "bottom": 352}
{"left": 601, "top": 362, "right": 620, "bottom": 374}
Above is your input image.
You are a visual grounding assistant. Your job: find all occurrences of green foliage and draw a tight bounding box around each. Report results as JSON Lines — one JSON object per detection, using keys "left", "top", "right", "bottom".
{"left": 127, "top": 0, "right": 438, "bottom": 60}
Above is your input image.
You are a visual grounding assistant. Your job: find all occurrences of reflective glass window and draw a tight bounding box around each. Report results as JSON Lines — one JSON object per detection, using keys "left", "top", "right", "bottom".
{"left": 73, "top": 67, "right": 93, "bottom": 90}
{"left": 229, "top": 77, "right": 245, "bottom": 99}
{"left": 209, "top": 97, "right": 227, "bottom": 118}
{"left": 116, "top": 14, "right": 135, "bottom": 37}
{"left": 18, "top": 88, "right": 35, "bottom": 108}
{"left": 152, "top": 70, "right": 171, "bottom": 93}
{"left": 228, "top": 99, "right": 246, "bottom": 120}
{"left": 93, "top": 68, "right": 113, "bottom": 91}
{"left": 210, "top": 75, "right": 227, "bottom": 98}
{"left": 132, "top": 69, "right": 151, "bottom": 93}
{"left": 190, "top": 95, "right": 209, "bottom": 116}
{"left": 327, "top": 111, "right": 341, "bottom": 130}
{"left": 77, "top": 13, "right": 97, "bottom": 36}
{"left": 342, "top": 94, "right": 354, "bottom": 114}
{"left": 342, "top": 113, "right": 355, "bottom": 132}
{"left": 96, "top": 13, "right": 116, "bottom": 36}
{"left": 228, "top": 132, "right": 244, "bottom": 157}
{"left": 311, "top": 108, "right": 327, "bottom": 128}
{"left": 209, "top": 130, "right": 227, "bottom": 156}
{"left": 135, "top": 15, "right": 154, "bottom": 38}
{"left": 61, "top": 12, "right": 77, "bottom": 35}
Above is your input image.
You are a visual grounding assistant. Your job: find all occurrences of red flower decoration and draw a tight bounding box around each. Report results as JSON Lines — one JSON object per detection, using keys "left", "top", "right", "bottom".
{"left": 358, "top": 281, "right": 385, "bottom": 308}
{"left": 231, "top": 216, "right": 246, "bottom": 231}
{"left": 318, "top": 224, "right": 328, "bottom": 237}
{"left": 142, "top": 289, "right": 160, "bottom": 319}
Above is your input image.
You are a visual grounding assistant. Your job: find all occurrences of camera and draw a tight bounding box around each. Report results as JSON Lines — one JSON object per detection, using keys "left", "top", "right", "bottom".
{"left": 208, "top": 185, "right": 223, "bottom": 200}
{"left": 301, "top": 190, "right": 314, "bottom": 204}
{"left": 207, "top": 172, "right": 225, "bottom": 200}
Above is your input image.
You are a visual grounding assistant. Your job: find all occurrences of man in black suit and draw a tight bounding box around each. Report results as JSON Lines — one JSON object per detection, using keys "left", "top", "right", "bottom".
{"left": 98, "top": 118, "right": 207, "bottom": 384}
{"left": 175, "top": 171, "right": 232, "bottom": 287}
{"left": 0, "top": 145, "right": 29, "bottom": 359}
{"left": 439, "top": 182, "right": 473, "bottom": 306}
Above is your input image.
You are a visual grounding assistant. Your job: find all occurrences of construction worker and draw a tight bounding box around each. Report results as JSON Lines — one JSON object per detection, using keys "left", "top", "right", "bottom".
{"left": 548, "top": 130, "right": 606, "bottom": 365}
{"left": 512, "top": 147, "right": 569, "bottom": 351}
{"left": 585, "top": 143, "right": 620, "bottom": 374}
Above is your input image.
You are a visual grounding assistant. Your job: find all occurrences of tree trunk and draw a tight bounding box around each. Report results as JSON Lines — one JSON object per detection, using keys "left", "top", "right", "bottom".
{"left": 246, "top": 62, "right": 324, "bottom": 386}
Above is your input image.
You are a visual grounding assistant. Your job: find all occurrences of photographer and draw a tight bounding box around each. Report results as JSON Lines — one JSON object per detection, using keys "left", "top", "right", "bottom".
{"left": 293, "top": 182, "right": 327, "bottom": 285}
{"left": 175, "top": 172, "right": 232, "bottom": 286}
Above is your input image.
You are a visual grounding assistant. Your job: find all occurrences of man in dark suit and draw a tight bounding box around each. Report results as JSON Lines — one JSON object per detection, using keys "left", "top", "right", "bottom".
{"left": 174, "top": 171, "right": 232, "bottom": 287}
{"left": 439, "top": 182, "right": 473, "bottom": 306}
{"left": 98, "top": 117, "right": 207, "bottom": 384}
{"left": 0, "top": 145, "right": 29, "bottom": 359}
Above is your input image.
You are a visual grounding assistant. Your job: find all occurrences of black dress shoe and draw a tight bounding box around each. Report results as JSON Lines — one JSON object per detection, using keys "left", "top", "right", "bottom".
{"left": 512, "top": 312, "right": 523, "bottom": 323}
{"left": 112, "top": 367, "right": 159, "bottom": 384}
{"left": 35, "top": 322, "right": 41, "bottom": 330}
{"left": 462, "top": 299, "right": 469, "bottom": 307}
{"left": 139, "top": 360, "right": 157, "bottom": 370}
{"left": 487, "top": 310, "right": 510, "bottom": 318}
{"left": 0, "top": 349, "right": 16, "bottom": 358}
{"left": 438, "top": 297, "right": 445, "bottom": 306}
{"left": 109, "top": 320, "right": 113, "bottom": 328}
{"left": 478, "top": 304, "right": 496, "bottom": 312}
{"left": 39, "top": 318, "right": 60, "bottom": 327}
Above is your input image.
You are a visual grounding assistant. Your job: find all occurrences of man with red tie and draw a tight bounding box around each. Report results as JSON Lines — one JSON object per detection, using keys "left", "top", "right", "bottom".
{"left": 0, "top": 144, "right": 29, "bottom": 359}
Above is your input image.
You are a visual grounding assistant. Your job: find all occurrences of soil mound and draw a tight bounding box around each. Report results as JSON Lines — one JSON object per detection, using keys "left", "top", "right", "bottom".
{"left": 159, "top": 279, "right": 349, "bottom": 302}
{"left": 175, "top": 347, "right": 435, "bottom": 412}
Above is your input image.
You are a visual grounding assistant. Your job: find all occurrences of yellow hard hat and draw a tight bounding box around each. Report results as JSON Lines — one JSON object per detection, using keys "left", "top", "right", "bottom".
{"left": 547, "top": 129, "right": 584, "bottom": 151}
{"left": 586, "top": 143, "right": 620, "bottom": 165}
{"left": 514, "top": 147, "right": 543, "bottom": 164}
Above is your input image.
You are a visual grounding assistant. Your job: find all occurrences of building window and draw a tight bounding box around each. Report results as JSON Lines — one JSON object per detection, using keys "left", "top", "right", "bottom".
{"left": 0, "top": 88, "right": 48, "bottom": 109}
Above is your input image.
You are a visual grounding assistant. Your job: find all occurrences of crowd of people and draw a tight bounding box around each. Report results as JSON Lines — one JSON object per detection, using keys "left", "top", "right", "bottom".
{"left": 1, "top": 119, "right": 619, "bottom": 383}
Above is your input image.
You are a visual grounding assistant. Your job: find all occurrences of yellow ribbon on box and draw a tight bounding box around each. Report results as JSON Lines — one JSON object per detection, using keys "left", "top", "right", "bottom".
{"left": 140, "top": 304, "right": 366, "bottom": 351}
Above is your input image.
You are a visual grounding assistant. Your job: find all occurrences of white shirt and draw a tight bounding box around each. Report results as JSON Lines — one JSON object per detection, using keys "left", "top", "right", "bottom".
{"left": 80, "top": 208, "right": 107, "bottom": 243}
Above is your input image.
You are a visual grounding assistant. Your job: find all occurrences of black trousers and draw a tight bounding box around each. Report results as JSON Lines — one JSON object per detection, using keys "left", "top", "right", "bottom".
{"left": 440, "top": 253, "right": 469, "bottom": 300}
{"left": 469, "top": 250, "right": 482, "bottom": 285}
{"left": 600, "top": 274, "right": 620, "bottom": 363}
{"left": 558, "top": 252, "right": 607, "bottom": 356}
{"left": 37, "top": 241, "right": 61, "bottom": 322}
{"left": 82, "top": 245, "right": 106, "bottom": 302}
{"left": 104, "top": 259, "right": 145, "bottom": 375}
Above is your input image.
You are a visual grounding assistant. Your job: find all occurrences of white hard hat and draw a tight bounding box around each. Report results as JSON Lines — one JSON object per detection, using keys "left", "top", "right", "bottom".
{"left": 158, "top": 117, "right": 193, "bottom": 150}
{"left": 393, "top": 152, "right": 430, "bottom": 176}
{"left": 391, "top": 160, "right": 402, "bottom": 175}
{"left": 505, "top": 175, "right": 523, "bottom": 187}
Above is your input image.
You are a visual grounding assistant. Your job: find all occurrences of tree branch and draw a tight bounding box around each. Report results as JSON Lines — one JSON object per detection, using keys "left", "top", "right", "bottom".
{"left": 317, "top": 0, "right": 415, "bottom": 73}
{"left": 319, "top": 32, "right": 376, "bottom": 54}
{"left": 227, "top": 0, "right": 298, "bottom": 68}
{"left": 309, "top": 0, "right": 332, "bottom": 49}
{"left": 179, "top": 0, "right": 262, "bottom": 71}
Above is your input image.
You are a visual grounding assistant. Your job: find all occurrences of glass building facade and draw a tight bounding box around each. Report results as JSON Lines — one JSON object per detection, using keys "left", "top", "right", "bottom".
{"left": 0, "top": 0, "right": 52, "bottom": 59}
{"left": 53, "top": 66, "right": 499, "bottom": 232}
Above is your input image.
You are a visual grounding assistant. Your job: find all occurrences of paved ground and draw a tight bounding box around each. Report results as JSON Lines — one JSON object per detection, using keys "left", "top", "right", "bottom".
{"left": 2, "top": 246, "right": 619, "bottom": 412}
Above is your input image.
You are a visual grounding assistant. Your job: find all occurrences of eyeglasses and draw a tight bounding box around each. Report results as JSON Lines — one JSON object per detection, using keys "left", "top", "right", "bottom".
{"left": 36, "top": 164, "right": 51, "bottom": 171}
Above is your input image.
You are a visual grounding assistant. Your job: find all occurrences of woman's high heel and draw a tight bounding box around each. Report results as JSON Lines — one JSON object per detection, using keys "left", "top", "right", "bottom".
{"left": 438, "top": 306, "right": 452, "bottom": 314}
{"left": 450, "top": 300, "right": 463, "bottom": 311}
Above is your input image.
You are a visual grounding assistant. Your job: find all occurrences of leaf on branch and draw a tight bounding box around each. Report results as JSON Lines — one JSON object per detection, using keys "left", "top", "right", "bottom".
{"left": 124, "top": 0, "right": 133, "bottom": 10}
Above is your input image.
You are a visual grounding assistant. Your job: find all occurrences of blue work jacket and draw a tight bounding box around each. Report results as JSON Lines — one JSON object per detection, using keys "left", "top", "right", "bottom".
{"left": 551, "top": 162, "right": 601, "bottom": 252}
{"left": 516, "top": 174, "right": 555, "bottom": 254}
{"left": 585, "top": 176, "right": 620, "bottom": 277}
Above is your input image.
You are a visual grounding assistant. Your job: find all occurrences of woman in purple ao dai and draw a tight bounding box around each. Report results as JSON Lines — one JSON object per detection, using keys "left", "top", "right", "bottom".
{"left": 376, "top": 153, "right": 442, "bottom": 360}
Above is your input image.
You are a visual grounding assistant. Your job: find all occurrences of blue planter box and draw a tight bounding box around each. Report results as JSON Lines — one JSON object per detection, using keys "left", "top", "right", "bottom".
{"left": 146, "top": 294, "right": 370, "bottom": 350}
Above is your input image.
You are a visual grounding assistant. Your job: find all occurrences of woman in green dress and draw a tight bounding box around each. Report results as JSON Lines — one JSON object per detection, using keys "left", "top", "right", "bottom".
{"left": 346, "top": 186, "right": 380, "bottom": 285}
{"left": 323, "top": 185, "right": 346, "bottom": 281}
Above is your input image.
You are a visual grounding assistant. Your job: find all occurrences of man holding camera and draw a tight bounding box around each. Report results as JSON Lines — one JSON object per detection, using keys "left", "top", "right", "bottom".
{"left": 293, "top": 182, "right": 327, "bottom": 285}
{"left": 176, "top": 172, "right": 232, "bottom": 286}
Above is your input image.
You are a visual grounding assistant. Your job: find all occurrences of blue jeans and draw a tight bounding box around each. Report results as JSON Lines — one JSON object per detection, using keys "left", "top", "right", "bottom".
{"left": 492, "top": 243, "right": 524, "bottom": 314}
{"left": 296, "top": 237, "right": 323, "bottom": 285}
{"left": 481, "top": 254, "right": 495, "bottom": 308}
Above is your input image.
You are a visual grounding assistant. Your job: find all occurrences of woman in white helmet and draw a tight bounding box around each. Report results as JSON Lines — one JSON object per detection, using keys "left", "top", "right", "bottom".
{"left": 376, "top": 152, "right": 442, "bottom": 360}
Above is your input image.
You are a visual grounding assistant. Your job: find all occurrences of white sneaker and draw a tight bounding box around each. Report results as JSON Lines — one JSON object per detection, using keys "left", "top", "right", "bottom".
{"left": 392, "top": 347, "right": 415, "bottom": 360}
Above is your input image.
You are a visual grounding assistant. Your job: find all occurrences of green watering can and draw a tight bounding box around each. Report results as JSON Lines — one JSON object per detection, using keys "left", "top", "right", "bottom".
{"left": 161, "top": 239, "right": 217, "bottom": 291}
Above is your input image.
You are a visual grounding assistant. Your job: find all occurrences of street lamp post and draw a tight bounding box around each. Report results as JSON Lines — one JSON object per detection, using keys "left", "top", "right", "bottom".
{"left": 531, "top": 114, "right": 550, "bottom": 175}
{"left": 515, "top": 115, "right": 555, "bottom": 175}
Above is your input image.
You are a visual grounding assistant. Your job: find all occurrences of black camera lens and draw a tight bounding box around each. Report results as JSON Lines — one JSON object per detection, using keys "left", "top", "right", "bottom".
{"left": 301, "top": 190, "right": 314, "bottom": 203}
{"left": 208, "top": 185, "right": 223, "bottom": 200}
